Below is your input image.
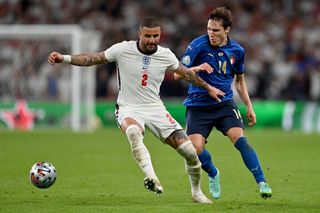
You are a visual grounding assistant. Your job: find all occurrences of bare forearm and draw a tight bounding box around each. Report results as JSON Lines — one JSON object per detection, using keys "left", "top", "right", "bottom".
{"left": 173, "top": 63, "right": 225, "bottom": 102}
{"left": 240, "top": 92, "right": 252, "bottom": 108}
{"left": 235, "top": 81, "right": 253, "bottom": 108}
{"left": 70, "top": 52, "right": 107, "bottom": 66}
{"left": 175, "top": 64, "right": 210, "bottom": 89}
{"left": 235, "top": 76, "right": 256, "bottom": 125}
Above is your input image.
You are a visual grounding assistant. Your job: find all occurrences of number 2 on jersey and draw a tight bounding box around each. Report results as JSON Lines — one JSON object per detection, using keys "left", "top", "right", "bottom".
{"left": 141, "top": 73, "right": 148, "bottom": 86}
{"left": 166, "top": 113, "right": 176, "bottom": 124}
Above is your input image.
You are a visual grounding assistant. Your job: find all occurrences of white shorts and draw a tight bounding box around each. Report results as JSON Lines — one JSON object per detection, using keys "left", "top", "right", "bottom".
{"left": 115, "top": 104, "right": 183, "bottom": 142}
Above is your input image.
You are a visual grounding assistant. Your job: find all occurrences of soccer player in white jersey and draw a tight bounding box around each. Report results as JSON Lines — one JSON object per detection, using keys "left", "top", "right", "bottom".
{"left": 48, "top": 16, "right": 225, "bottom": 204}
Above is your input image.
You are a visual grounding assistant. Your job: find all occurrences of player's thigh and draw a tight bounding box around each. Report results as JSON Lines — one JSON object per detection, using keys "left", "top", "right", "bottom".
{"left": 115, "top": 106, "right": 145, "bottom": 133}
{"left": 121, "top": 117, "right": 144, "bottom": 133}
{"left": 145, "top": 107, "right": 183, "bottom": 143}
{"left": 186, "top": 107, "right": 215, "bottom": 139}
{"left": 215, "top": 101, "right": 244, "bottom": 138}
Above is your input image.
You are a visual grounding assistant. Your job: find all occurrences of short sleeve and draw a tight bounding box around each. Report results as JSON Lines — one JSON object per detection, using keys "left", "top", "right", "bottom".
{"left": 234, "top": 48, "right": 245, "bottom": 74}
{"left": 104, "top": 42, "right": 124, "bottom": 62}
{"left": 167, "top": 49, "right": 180, "bottom": 70}
{"left": 181, "top": 42, "right": 200, "bottom": 68}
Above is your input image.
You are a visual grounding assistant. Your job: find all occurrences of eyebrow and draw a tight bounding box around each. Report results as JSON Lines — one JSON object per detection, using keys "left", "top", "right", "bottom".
{"left": 144, "top": 33, "right": 160, "bottom": 37}
{"left": 207, "top": 27, "right": 220, "bottom": 31}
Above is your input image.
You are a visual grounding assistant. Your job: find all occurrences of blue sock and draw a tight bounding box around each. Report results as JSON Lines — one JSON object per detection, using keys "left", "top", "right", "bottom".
{"left": 198, "top": 149, "right": 218, "bottom": 178}
{"left": 234, "top": 137, "right": 265, "bottom": 183}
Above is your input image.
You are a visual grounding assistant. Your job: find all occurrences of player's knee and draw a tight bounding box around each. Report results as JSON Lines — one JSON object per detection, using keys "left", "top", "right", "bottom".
{"left": 192, "top": 142, "right": 205, "bottom": 155}
{"left": 125, "top": 125, "right": 143, "bottom": 144}
{"left": 167, "top": 129, "right": 189, "bottom": 144}
{"left": 126, "top": 125, "right": 149, "bottom": 160}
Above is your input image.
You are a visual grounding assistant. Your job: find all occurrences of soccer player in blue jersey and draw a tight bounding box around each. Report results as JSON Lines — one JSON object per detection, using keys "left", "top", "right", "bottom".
{"left": 174, "top": 7, "right": 272, "bottom": 199}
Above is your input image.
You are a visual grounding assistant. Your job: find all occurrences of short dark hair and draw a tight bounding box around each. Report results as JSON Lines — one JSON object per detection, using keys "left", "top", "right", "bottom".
{"left": 139, "top": 16, "right": 161, "bottom": 28}
{"left": 208, "top": 7, "right": 232, "bottom": 29}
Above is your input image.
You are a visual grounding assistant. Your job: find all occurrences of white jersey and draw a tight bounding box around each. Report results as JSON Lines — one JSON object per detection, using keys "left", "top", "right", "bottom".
{"left": 104, "top": 40, "right": 179, "bottom": 107}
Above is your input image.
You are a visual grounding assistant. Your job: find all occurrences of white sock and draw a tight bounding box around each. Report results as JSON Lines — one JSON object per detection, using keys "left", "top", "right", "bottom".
{"left": 176, "top": 140, "right": 202, "bottom": 194}
{"left": 126, "top": 125, "right": 157, "bottom": 179}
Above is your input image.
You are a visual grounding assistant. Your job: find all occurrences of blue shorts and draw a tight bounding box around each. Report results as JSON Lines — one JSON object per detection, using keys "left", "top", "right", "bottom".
{"left": 185, "top": 100, "right": 244, "bottom": 139}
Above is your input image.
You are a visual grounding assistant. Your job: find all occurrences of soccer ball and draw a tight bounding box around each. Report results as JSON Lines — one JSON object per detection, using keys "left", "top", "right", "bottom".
{"left": 29, "top": 161, "right": 57, "bottom": 189}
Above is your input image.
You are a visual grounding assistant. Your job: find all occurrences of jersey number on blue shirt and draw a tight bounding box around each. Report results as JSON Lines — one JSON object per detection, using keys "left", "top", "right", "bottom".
{"left": 218, "top": 60, "right": 227, "bottom": 75}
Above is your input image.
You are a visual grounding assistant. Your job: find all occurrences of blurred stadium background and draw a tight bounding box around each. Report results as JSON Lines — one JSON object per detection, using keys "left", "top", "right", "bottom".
{"left": 1, "top": 1, "right": 320, "bottom": 212}
{"left": 0, "top": 0, "right": 319, "bottom": 133}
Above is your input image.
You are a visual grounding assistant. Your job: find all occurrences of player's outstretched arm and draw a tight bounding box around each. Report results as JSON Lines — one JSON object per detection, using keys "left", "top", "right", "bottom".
{"left": 235, "top": 74, "right": 256, "bottom": 126}
{"left": 48, "top": 51, "right": 108, "bottom": 66}
{"left": 173, "top": 62, "right": 225, "bottom": 102}
{"left": 173, "top": 63, "right": 213, "bottom": 80}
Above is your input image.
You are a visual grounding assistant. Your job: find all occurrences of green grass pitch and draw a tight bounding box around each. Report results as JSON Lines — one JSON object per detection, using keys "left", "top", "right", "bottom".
{"left": 1, "top": 129, "right": 320, "bottom": 213}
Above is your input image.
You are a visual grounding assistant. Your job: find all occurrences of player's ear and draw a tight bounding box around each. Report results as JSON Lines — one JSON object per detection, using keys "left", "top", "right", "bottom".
{"left": 225, "top": 27, "right": 230, "bottom": 34}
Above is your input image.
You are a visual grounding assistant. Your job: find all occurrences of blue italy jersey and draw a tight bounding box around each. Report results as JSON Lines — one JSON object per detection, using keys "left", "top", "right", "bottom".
{"left": 181, "top": 34, "right": 245, "bottom": 106}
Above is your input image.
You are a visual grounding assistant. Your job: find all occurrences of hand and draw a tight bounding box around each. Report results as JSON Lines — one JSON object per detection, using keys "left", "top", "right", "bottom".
{"left": 190, "top": 62, "right": 213, "bottom": 74}
{"left": 48, "top": 51, "right": 64, "bottom": 65}
{"left": 207, "top": 86, "right": 225, "bottom": 102}
{"left": 246, "top": 108, "right": 256, "bottom": 126}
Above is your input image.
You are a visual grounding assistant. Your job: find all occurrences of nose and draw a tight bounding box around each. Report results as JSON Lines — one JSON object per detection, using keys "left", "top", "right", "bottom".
{"left": 149, "top": 37, "right": 155, "bottom": 43}
{"left": 208, "top": 30, "right": 215, "bottom": 36}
